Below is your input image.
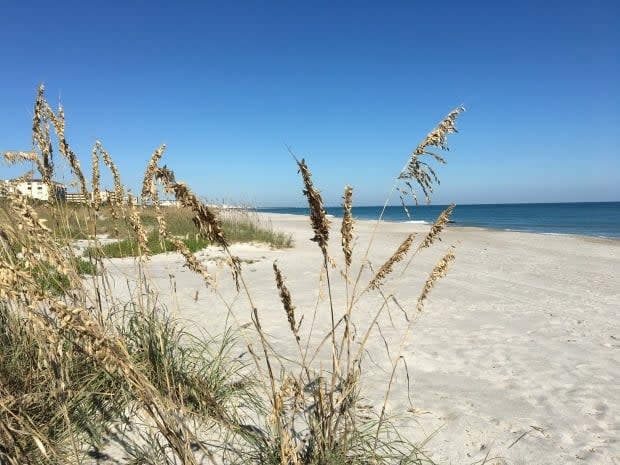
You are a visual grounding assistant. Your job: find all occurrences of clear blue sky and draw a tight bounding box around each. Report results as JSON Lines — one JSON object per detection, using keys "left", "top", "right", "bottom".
{"left": 0, "top": 1, "right": 618, "bottom": 206}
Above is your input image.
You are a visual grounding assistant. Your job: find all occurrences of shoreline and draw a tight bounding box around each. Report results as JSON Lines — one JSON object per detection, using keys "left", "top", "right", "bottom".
{"left": 256, "top": 211, "right": 620, "bottom": 243}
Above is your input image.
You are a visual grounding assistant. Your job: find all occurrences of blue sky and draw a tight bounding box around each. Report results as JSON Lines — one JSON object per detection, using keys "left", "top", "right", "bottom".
{"left": 0, "top": 1, "right": 618, "bottom": 206}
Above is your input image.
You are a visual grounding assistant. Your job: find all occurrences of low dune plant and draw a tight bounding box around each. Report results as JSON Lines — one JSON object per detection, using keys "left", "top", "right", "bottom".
{"left": 0, "top": 85, "right": 463, "bottom": 464}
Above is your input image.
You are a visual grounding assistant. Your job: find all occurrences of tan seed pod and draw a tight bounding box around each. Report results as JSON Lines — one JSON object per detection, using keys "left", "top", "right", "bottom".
{"left": 419, "top": 204, "right": 455, "bottom": 250}
{"left": 127, "top": 193, "right": 150, "bottom": 259}
{"left": 91, "top": 143, "right": 101, "bottom": 211}
{"left": 155, "top": 167, "right": 229, "bottom": 248}
{"left": 296, "top": 158, "right": 330, "bottom": 257}
{"left": 273, "top": 262, "right": 299, "bottom": 342}
{"left": 368, "top": 233, "right": 416, "bottom": 290}
{"left": 416, "top": 247, "right": 456, "bottom": 312}
{"left": 399, "top": 106, "right": 464, "bottom": 204}
{"left": 142, "top": 144, "right": 166, "bottom": 202}
{"left": 341, "top": 185, "right": 354, "bottom": 268}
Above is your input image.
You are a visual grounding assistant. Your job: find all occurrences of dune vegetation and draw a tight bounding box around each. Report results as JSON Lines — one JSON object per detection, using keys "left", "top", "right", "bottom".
{"left": 0, "top": 85, "right": 464, "bottom": 465}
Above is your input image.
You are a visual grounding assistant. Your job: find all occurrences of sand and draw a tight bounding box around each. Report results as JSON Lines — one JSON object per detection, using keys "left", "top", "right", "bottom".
{"left": 97, "top": 212, "right": 620, "bottom": 464}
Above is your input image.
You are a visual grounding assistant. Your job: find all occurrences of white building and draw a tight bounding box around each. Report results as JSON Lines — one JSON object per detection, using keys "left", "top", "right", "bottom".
{"left": 160, "top": 199, "right": 180, "bottom": 207}
{"left": 66, "top": 190, "right": 122, "bottom": 204}
{"left": 12, "top": 179, "right": 66, "bottom": 201}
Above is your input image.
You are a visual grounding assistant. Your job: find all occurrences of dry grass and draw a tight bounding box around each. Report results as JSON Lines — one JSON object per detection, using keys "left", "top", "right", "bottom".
{"left": 295, "top": 158, "right": 330, "bottom": 259}
{"left": 0, "top": 86, "right": 464, "bottom": 465}
{"left": 368, "top": 233, "right": 416, "bottom": 290}
{"left": 341, "top": 185, "right": 354, "bottom": 269}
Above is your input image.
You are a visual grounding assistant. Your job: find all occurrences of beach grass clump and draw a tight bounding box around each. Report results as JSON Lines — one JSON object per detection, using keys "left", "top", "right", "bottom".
{"left": 2, "top": 196, "right": 291, "bottom": 249}
{"left": 30, "top": 257, "right": 98, "bottom": 295}
{"left": 220, "top": 209, "right": 294, "bottom": 249}
{"left": 119, "top": 306, "right": 256, "bottom": 421}
{"left": 0, "top": 304, "right": 130, "bottom": 463}
{"left": 0, "top": 85, "right": 463, "bottom": 464}
{"left": 86, "top": 214, "right": 291, "bottom": 259}
{"left": 86, "top": 231, "right": 209, "bottom": 258}
{"left": 0, "top": 300, "right": 253, "bottom": 464}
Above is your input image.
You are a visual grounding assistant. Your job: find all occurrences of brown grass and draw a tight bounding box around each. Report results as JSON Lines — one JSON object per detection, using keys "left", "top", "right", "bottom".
{"left": 296, "top": 158, "right": 330, "bottom": 259}
{"left": 368, "top": 233, "right": 416, "bottom": 290}
{"left": 0, "top": 85, "right": 464, "bottom": 465}
{"left": 273, "top": 262, "right": 299, "bottom": 342}
{"left": 341, "top": 185, "right": 354, "bottom": 269}
{"left": 399, "top": 106, "right": 465, "bottom": 205}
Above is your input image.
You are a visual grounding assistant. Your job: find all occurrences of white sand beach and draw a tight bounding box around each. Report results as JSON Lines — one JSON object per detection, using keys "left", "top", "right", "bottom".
{"left": 98, "top": 213, "right": 620, "bottom": 465}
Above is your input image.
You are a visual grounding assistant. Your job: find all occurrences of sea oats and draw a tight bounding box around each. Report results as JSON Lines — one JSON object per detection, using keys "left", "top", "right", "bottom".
{"left": 8, "top": 191, "right": 50, "bottom": 234}
{"left": 273, "top": 262, "right": 299, "bottom": 342}
{"left": 3, "top": 85, "right": 472, "bottom": 465}
{"left": 14, "top": 285, "right": 202, "bottom": 463}
{"left": 396, "top": 189, "right": 412, "bottom": 219}
{"left": 32, "top": 84, "right": 54, "bottom": 190}
{"left": 155, "top": 167, "right": 228, "bottom": 248}
{"left": 141, "top": 150, "right": 170, "bottom": 248}
{"left": 154, "top": 166, "right": 245, "bottom": 294}
{"left": 0, "top": 262, "right": 33, "bottom": 299}
{"left": 341, "top": 185, "right": 354, "bottom": 268}
{"left": 4, "top": 192, "right": 75, "bottom": 283}
{"left": 399, "top": 106, "right": 464, "bottom": 204}
{"left": 32, "top": 88, "right": 90, "bottom": 203}
{"left": 155, "top": 208, "right": 168, "bottom": 249}
{"left": 228, "top": 255, "right": 241, "bottom": 291}
{"left": 2, "top": 151, "right": 38, "bottom": 164}
{"left": 416, "top": 247, "right": 455, "bottom": 312}
{"left": 45, "top": 100, "right": 65, "bottom": 136}
{"left": 91, "top": 143, "right": 101, "bottom": 211}
{"left": 297, "top": 158, "right": 330, "bottom": 257}
{"left": 97, "top": 142, "right": 124, "bottom": 234}
{"left": 167, "top": 236, "right": 214, "bottom": 286}
{"left": 368, "top": 233, "right": 416, "bottom": 290}
{"left": 98, "top": 141, "right": 124, "bottom": 204}
{"left": 411, "top": 106, "right": 463, "bottom": 157}
{"left": 419, "top": 204, "right": 455, "bottom": 250}
{"left": 142, "top": 144, "right": 166, "bottom": 202}
{"left": 49, "top": 111, "right": 89, "bottom": 203}
{"left": 127, "top": 193, "right": 150, "bottom": 259}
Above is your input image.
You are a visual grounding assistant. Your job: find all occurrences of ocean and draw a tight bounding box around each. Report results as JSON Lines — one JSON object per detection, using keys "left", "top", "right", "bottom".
{"left": 256, "top": 202, "right": 620, "bottom": 239}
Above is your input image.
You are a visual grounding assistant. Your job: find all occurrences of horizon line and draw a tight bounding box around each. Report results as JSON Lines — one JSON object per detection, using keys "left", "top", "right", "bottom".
{"left": 255, "top": 200, "right": 620, "bottom": 209}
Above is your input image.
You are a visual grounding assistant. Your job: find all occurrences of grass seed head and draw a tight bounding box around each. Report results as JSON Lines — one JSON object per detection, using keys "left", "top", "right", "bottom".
{"left": 368, "top": 233, "right": 416, "bottom": 290}
{"left": 155, "top": 167, "right": 229, "bottom": 248}
{"left": 419, "top": 204, "right": 454, "bottom": 250}
{"left": 416, "top": 247, "right": 456, "bottom": 312}
{"left": 167, "top": 236, "right": 214, "bottom": 286}
{"left": 142, "top": 144, "right": 166, "bottom": 202}
{"left": 411, "top": 106, "right": 464, "bottom": 157}
{"left": 127, "top": 193, "right": 151, "bottom": 259}
{"left": 32, "top": 84, "right": 54, "bottom": 190}
{"left": 2, "top": 151, "right": 38, "bottom": 164}
{"left": 33, "top": 86, "right": 90, "bottom": 203}
{"left": 273, "top": 262, "right": 299, "bottom": 342}
{"left": 341, "top": 185, "right": 354, "bottom": 268}
{"left": 228, "top": 255, "right": 241, "bottom": 291}
{"left": 99, "top": 141, "right": 124, "bottom": 204}
{"left": 91, "top": 143, "right": 101, "bottom": 211}
{"left": 297, "top": 158, "right": 330, "bottom": 257}
{"left": 399, "top": 106, "right": 464, "bottom": 204}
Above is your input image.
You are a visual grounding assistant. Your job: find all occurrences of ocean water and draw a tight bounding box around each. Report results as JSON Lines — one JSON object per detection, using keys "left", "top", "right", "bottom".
{"left": 257, "top": 202, "right": 620, "bottom": 239}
